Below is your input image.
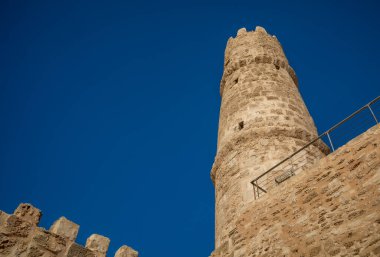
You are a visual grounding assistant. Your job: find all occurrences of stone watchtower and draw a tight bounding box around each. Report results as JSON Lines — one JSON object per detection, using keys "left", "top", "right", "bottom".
{"left": 211, "top": 27, "right": 328, "bottom": 249}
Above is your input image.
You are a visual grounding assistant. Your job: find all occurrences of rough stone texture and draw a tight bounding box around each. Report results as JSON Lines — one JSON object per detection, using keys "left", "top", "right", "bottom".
{"left": 211, "top": 26, "right": 329, "bottom": 248}
{"left": 67, "top": 243, "right": 95, "bottom": 257}
{"left": 27, "top": 227, "right": 67, "bottom": 256}
{"left": 210, "top": 124, "right": 380, "bottom": 256}
{"left": 115, "top": 246, "right": 139, "bottom": 257}
{"left": 13, "top": 204, "right": 41, "bottom": 226}
{"left": 0, "top": 204, "right": 138, "bottom": 257}
{"left": 85, "top": 234, "right": 110, "bottom": 257}
{"left": 50, "top": 217, "right": 79, "bottom": 241}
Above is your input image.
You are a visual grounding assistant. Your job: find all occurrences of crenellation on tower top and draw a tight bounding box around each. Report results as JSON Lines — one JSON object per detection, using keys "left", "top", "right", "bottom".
{"left": 219, "top": 27, "right": 298, "bottom": 97}
{"left": 236, "top": 27, "right": 247, "bottom": 36}
{"left": 254, "top": 26, "right": 267, "bottom": 34}
{"left": 235, "top": 26, "right": 269, "bottom": 38}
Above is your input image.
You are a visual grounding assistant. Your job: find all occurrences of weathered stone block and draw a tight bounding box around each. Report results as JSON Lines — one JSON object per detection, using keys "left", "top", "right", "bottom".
{"left": 49, "top": 216, "right": 79, "bottom": 241}
{"left": 0, "top": 211, "right": 10, "bottom": 225}
{"left": 67, "top": 243, "right": 95, "bottom": 257}
{"left": 13, "top": 203, "right": 41, "bottom": 226}
{"left": 30, "top": 227, "right": 66, "bottom": 254}
{"left": 0, "top": 233, "right": 17, "bottom": 256}
{"left": 85, "top": 234, "right": 110, "bottom": 257}
{"left": 1, "top": 215, "right": 32, "bottom": 237}
{"left": 115, "top": 245, "right": 139, "bottom": 257}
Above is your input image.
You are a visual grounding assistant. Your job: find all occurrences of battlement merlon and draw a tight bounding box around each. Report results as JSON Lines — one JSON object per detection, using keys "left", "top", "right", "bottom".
{"left": 50, "top": 216, "right": 79, "bottom": 241}
{"left": 220, "top": 26, "right": 298, "bottom": 96}
{"left": 0, "top": 203, "right": 139, "bottom": 257}
{"left": 13, "top": 202, "right": 42, "bottom": 225}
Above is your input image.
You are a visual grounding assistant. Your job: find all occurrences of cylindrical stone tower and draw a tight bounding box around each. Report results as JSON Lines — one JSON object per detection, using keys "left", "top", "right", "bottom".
{"left": 211, "top": 26, "right": 329, "bottom": 248}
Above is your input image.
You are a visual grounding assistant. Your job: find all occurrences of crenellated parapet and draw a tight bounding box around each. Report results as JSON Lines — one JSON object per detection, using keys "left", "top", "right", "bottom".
{"left": 220, "top": 26, "right": 298, "bottom": 96}
{"left": 0, "top": 203, "right": 138, "bottom": 257}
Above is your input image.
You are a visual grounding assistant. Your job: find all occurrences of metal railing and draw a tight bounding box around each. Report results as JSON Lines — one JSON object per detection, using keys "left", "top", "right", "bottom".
{"left": 251, "top": 96, "right": 380, "bottom": 200}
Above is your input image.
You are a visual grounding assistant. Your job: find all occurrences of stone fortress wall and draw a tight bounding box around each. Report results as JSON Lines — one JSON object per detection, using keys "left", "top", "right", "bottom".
{"left": 0, "top": 203, "right": 138, "bottom": 257}
{"left": 211, "top": 123, "right": 380, "bottom": 257}
{"left": 211, "top": 26, "right": 329, "bottom": 249}
{"left": 210, "top": 26, "right": 380, "bottom": 256}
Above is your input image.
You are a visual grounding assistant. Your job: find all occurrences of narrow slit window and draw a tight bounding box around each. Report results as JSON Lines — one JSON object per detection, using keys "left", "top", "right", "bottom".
{"left": 238, "top": 121, "right": 244, "bottom": 130}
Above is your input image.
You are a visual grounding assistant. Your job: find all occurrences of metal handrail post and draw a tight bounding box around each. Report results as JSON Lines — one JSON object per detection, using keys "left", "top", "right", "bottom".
{"left": 368, "top": 104, "right": 379, "bottom": 124}
{"left": 326, "top": 132, "right": 335, "bottom": 152}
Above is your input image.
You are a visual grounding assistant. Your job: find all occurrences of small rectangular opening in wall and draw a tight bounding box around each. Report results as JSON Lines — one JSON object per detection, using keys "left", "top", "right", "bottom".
{"left": 234, "top": 78, "right": 239, "bottom": 84}
{"left": 238, "top": 121, "right": 244, "bottom": 130}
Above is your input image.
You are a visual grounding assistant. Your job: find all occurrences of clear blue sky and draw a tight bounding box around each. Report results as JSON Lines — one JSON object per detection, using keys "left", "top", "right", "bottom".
{"left": 1, "top": 1, "right": 379, "bottom": 256}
